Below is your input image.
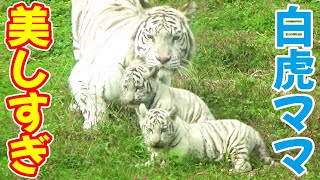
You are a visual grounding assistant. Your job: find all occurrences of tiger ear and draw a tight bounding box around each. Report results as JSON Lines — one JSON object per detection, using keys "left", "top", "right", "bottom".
{"left": 134, "top": 0, "right": 151, "bottom": 13}
{"left": 149, "top": 66, "right": 159, "bottom": 77}
{"left": 180, "top": 1, "right": 196, "bottom": 19}
{"left": 168, "top": 106, "right": 178, "bottom": 120}
{"left": 118, "top": 63, "right": 126, "bottom": 74}
{"left": 137, "top": 103, "right": 148, "bottom": 118}
{"left": 139, "top": 0, "right": 151, "bottom": 9}
{"left": 145, "top": 66, "right": 159, "bottom": 79}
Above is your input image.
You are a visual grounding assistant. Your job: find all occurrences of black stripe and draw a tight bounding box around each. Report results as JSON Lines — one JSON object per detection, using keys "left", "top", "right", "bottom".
{"left": 170, "top": 137, "right": 182, "bottom": 148}
{"left": 225, "top": 128, "right": 236, "bottom": 150}
{"left": 204, "top": 124, "right": 219, "bottom": 155}
{"left": 207, "top": 122, "right": 223, "bottom": 147}
{"left": 200, "top": 126, "right": 207, "bottom": 158}
{"left": 220, "top": 123, "right": 228, "bottom": 133}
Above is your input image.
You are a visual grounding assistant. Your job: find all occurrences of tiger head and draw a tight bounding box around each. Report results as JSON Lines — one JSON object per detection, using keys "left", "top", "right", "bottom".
{"left": 137, "top": 103, "right": 178, "bottom": 149}
{"left": 119, "top": 63, "right": 159, "bottom": 106}
{"left": 134, "top": 2, "right": 196, "bottom": 71}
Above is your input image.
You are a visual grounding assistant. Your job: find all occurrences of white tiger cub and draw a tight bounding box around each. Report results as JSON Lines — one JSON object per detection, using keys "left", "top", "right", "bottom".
{"left": 136, "top": 104, "right": 275, "bottom": 172}
{"left": 70, "top": 0, "right": 196, "bottom": 129}
{"left": 120, "top": 63, "right": 215, "bottom": 123}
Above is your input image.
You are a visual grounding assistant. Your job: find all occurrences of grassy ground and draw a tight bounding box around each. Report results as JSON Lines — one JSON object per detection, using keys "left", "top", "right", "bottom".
{"left": 0, "top": 0, "right": 319, "bottom": 179}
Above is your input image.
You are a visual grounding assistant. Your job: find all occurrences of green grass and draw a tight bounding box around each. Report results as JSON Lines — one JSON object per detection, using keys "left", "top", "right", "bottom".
{"left": 0, "top": 0, "right": 319, "bottom": 179}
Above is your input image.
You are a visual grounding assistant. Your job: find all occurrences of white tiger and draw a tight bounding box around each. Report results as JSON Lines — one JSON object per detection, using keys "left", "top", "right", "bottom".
{"left": 69, "top": 0, "right": 196, "bottom": 129}
{"left": 136, "top": 104, "right": 275, "bottom": 172}
{"left": 120, "top": 62, "right": 215, "bottom": 123}
{"left": 71, "top": 0, "right": 195, "bottom": 84}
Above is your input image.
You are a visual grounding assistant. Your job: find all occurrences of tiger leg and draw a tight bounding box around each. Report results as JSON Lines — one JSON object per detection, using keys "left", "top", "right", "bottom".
{"left": 156, "top": 69, "right": 173, "bottom": 85}
{"left": 145, "top": 151, "right": 158, "bottom": 166}
{"left": 229, "top": 146, "right": 252, "bottom": 172}
{"left": 256, "top": 135, "right": 275, "bottom": 166}
{"left": 69, "top": 65, "right": 107, "bottom": 129}
{"left": 81, "top": 94, "right": 107, "bottom": 129}
{"left": 71, "top": 0, "right": 88, "bottom": 61}
{"left": 136, "top": 149, "right": 164, "bottom": 167}
{"left": 160, "top": 76, "right": 171, "bottom": 86}
{"left": 71, "top": 84, "right": 107, "bottom": 129}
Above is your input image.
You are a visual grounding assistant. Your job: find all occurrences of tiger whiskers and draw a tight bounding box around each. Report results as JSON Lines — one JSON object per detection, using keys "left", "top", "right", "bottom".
{"left": 177, "top": 60, "right": 192, "bottom": 77}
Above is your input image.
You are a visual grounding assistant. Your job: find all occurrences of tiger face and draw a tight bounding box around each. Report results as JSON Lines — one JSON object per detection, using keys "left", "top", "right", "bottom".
{"left": 137, "top": 104, "right": 177, "bottom": 149}
{"left": 134, "top": 2, "right": 196, "bottom": 71}
{"left": 120, "top": 63, "right": 158, "bottom": 106}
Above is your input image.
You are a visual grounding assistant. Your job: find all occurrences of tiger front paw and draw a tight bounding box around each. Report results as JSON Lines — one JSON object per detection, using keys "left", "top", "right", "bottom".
{"left": 135, "top": 160, "right": 152, "bottom": 168}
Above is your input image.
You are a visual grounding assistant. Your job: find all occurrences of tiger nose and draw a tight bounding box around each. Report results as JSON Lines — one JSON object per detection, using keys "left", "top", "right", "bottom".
{"left": 156, "top": 56, "right": 171, "bottom": 64}
{"left": 127, "top": 98, "right": 134, "bottom": 104}
{"left": 151, "top": 141, "right": 161, "bottom": 147}
{"left": 150, "top": 135, "right": 161, "bottom": 145}
{"left": 151, "top": 139, "right": 161, "bottom": 147}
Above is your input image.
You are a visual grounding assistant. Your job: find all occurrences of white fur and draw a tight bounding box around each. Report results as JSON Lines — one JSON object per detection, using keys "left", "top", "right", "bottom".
{"left": 137, "top": 104, "right": 274, "bottom": 172}
{"left": 122, "top": 63, "right": 215, "bottom": 123}
{"left": 70, "top": 0, "right": 196, "bottom": 129}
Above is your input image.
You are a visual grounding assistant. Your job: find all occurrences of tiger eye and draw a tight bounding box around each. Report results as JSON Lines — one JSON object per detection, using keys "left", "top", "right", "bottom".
{"left": 161, "top": 128, "right": 167, "bottom": 133}
{"left": 138, "top": 86, "right": 144, "bottom": 90}
{"left": 147, "top": 128, "right": 153, "bottom": 133}
{"left": 172, "top": 35, "right": 180, "bottom": 41}
{"left": 146, "top": 34, "right": 154, "bottom": 40}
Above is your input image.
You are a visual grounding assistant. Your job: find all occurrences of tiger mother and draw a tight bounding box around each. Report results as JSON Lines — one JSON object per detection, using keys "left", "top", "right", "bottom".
{"left": 69, "top": 0, "right": 196, "bottom": 129}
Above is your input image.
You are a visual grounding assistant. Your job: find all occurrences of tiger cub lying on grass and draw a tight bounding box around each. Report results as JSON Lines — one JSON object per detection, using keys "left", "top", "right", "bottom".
{"left": 136, "top": 104, "right": 275, "bottom": 172}
{"left": 119, "top": 63, "right": 215, "bottom": 123}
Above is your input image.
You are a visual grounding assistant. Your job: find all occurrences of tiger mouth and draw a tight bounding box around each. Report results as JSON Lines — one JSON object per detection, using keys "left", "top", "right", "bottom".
{"left": 127, "top": 102, "right": 139, "bottom": 107}
{"left": 150, "top": 144, "right": 164, "bottom": 148}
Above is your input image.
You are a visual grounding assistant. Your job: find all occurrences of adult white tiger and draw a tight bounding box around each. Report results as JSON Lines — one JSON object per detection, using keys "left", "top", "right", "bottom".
{"left": 69, "top": 0, "right": 196, "bottom": 129}
{"left": 71, "top": 0, "right": 196, "bottom": 84}
{"left": 136, "top": 104, "right": 275, "bottom": 172}
{"left": 120, "top": 62, "right": 216, "bottom": 123}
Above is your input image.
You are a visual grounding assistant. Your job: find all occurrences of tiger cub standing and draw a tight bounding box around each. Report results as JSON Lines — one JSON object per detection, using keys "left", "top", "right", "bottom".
{"left": 136, "top": 104, "right": 274, "bottom": 172}
{"left": 120, "top": 63, "right": 215, "bottom": 123}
